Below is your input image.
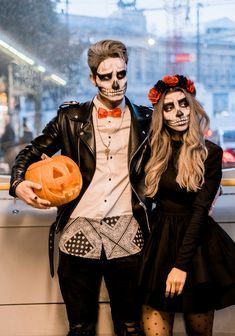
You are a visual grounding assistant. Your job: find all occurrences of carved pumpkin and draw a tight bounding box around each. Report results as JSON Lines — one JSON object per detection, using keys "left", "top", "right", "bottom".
{"left": 25, "top": 154, "right": 82, "bottom": 206}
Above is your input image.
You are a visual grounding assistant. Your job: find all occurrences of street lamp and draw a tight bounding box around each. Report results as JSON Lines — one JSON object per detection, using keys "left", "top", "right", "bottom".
{"left": 147, "top": 38, "right": 156, "bottom": 47}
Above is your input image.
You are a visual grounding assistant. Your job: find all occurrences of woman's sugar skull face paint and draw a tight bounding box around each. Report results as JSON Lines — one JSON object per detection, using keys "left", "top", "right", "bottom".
{"left": 163, "top": 91, "right": 190, "bottom": 132}
{"left": 95, "top": 57, "right": 127, "bottom": 102}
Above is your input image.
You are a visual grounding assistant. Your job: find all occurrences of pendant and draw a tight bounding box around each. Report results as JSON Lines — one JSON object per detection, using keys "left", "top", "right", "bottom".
{"left": 104, "top": 147, "right": 110, "bottom": 160}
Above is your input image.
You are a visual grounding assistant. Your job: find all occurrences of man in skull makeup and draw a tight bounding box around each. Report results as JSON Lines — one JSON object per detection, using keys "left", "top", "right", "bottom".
{"left": 9, "top": 40, "right": 152, "bottom": 336}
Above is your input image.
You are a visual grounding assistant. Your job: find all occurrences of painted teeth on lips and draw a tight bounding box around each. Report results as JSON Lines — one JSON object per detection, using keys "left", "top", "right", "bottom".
{"left": 170, "top": 117, "right": 189, "bottom": 125}
{"left": 101, "top": 89, "right": 125, "bottom": 95}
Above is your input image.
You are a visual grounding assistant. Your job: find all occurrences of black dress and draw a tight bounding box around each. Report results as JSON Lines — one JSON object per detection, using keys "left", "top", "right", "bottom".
{"left": 139, "top": 139, "right": 235, "bottom": 313}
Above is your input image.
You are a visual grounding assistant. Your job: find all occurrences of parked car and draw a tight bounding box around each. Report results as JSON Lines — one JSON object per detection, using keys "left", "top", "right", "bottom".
{"left": 206, "top": 127, "right": 235, "bottom": 168}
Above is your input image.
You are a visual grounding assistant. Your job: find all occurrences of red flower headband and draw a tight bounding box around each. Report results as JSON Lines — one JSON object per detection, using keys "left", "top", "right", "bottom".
{"left": 148, "top": 74, "right": 196, "bottom": 105}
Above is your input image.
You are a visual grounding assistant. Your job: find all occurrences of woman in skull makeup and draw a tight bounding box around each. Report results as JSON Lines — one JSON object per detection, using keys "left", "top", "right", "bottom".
{"left": 139, "top": 75, "right": 235, "bottom": 335}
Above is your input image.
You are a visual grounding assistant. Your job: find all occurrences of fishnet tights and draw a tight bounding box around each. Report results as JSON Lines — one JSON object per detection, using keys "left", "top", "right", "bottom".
{"left": 142, "top": 305, "right": 214, "bottom": 336}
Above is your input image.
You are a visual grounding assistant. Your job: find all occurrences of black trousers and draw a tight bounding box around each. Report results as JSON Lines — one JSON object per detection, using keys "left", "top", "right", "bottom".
{"left": 58, "top": 251, "right": 143, "bottom": 335}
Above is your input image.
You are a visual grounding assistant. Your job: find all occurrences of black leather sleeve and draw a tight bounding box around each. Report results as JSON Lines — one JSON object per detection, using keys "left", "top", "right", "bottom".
{"left": 9, "top": 112, "right": 62, "bottom": 197}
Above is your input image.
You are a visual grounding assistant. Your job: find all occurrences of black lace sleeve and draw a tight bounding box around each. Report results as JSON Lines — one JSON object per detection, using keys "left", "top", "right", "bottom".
{"left": 174, "top": 141, "right": 223, "bottom": 271}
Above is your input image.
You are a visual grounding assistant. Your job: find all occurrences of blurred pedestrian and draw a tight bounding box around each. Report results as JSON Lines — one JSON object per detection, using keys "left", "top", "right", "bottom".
{"left": 0, "top": 114, "right": 15, "bottom": 154}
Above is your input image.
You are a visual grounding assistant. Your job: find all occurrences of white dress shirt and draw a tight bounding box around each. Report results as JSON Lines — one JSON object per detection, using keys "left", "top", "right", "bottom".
{"left": 70, "top": 96, "right": 132, "bottom": 219}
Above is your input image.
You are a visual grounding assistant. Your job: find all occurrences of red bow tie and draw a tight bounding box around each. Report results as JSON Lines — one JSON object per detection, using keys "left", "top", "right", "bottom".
{"left": 98, "top": 107, "right": 122, "bottom": 119}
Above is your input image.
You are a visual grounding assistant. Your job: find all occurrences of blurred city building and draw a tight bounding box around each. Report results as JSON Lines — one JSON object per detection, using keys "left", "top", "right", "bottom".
{"left": 0, "top": 28, "right": 67, "bottom": 140}
{"left": 1, "top": 0, "right": 235, "bottom": 170}
{"left": 59, "top": 1, "right": 235, "bottom": 130}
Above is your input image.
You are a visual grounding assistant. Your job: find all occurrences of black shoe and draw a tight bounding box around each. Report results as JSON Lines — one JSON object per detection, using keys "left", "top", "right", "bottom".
{"left": 67, "top": 330, "right": 79, "bottom": 336}
{"left": 114, "top": 323, "right": 145, "bottom": 336}
{"left": 67, "top": 327, "right": 96, "bottom": 336}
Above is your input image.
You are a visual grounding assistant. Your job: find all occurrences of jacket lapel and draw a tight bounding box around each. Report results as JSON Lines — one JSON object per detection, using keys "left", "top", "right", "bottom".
{"left": 71, "top": 101, "right": 95, "bottom": 156}
{"left": 69, "top": 98, "right": 149, "bottom": 162}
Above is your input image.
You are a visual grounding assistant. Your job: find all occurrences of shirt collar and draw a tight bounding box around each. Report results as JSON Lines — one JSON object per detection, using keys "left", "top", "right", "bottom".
{"left": 93, "top": 96, "right": 126, "bottom": 113}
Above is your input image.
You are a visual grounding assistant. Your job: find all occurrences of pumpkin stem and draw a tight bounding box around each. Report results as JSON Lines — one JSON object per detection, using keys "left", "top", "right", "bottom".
{"left": 41, "top": 153, "right": 50, "bottom": 160}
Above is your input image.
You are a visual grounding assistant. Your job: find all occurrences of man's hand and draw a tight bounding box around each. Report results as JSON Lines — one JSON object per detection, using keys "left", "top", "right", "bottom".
{"left": 165, "top": 267, "right": 187, "bottom": 298}
{"left": 15, "top": 180, "right": 51, "bottom": 209}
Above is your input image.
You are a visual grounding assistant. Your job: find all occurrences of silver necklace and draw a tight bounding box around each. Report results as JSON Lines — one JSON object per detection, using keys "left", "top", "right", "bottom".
{"left": 95, "top": 106, "right": 125, "bottom": 160}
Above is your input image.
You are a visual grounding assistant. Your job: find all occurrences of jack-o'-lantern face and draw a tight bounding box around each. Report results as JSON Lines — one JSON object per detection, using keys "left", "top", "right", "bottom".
{"left": 90, "top": 57, "right": 127, "bottom": 104}
{"left": 25, "top": 155, "right": 82, "bottom": 206}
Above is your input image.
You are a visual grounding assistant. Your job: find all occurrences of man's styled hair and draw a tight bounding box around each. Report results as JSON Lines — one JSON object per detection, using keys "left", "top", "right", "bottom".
{"left": 87, "top": 39, "right": 128, "bottom": 75}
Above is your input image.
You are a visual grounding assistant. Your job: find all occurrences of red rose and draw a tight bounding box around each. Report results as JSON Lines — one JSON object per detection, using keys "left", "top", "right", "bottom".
{"left": 162, "top": 75, "right": 179, "bottom": 86}
{"left": 187, "top": 79, "right": 195, "bottom": 93}
{"left": 148, "top": 88, "right": 162, "bottom": 104}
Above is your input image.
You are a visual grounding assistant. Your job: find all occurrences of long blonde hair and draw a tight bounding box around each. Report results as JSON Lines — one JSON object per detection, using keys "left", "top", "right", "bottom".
{"left": 145, "top": 88, "right": 209, "bottom": 197}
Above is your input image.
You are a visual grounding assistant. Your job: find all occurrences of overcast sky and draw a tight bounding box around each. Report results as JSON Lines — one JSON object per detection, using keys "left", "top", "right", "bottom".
{"left": 58, "top": 0, "right": 235, "bottom": 34}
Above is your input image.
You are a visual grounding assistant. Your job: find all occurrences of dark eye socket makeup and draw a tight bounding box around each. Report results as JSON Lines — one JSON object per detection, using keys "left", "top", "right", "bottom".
{"left": 97, "top": 70, "right": 126, "bottom": 81}
{"left": 163, "top": 98, "right": 189, "bottom": 112}
{"left": 117, "top": 70, "right": 127, "bottom": 79}
{"left": 97, "top": 72, "right": 112, "bottom": 81}
{"left": 163, "top": 102, "right": 174, "bottom": 112}
{"left": 179, "top": 98, "right": 189, "bottom": 107}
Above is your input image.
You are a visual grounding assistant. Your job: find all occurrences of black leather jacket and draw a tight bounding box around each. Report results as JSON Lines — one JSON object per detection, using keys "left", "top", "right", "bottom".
{"left": 9, "top": 97, "right": 152, "bottom": 275}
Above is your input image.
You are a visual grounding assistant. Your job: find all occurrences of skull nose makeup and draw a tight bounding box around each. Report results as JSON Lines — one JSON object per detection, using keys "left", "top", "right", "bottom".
{"left": 112, "top": 80, "right": 120, "bottom": 90}
{"left": 176, "top": 109, "right": 184, "bottom": 117}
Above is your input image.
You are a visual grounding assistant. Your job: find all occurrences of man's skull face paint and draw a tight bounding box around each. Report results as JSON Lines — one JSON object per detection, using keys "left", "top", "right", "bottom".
{"left": 95, "top": 57, "right": 127, "bottom": 102}
{"left": 163, "top": 91, "right": 190, "bottom": 132}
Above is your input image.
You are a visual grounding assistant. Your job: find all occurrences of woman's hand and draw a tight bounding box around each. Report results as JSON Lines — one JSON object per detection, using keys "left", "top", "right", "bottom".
{"left": 15, "top": 180, "right": 51, "bottom": 209}
{"left": 165, "top": 267, "right": 187, "bottom": 298}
